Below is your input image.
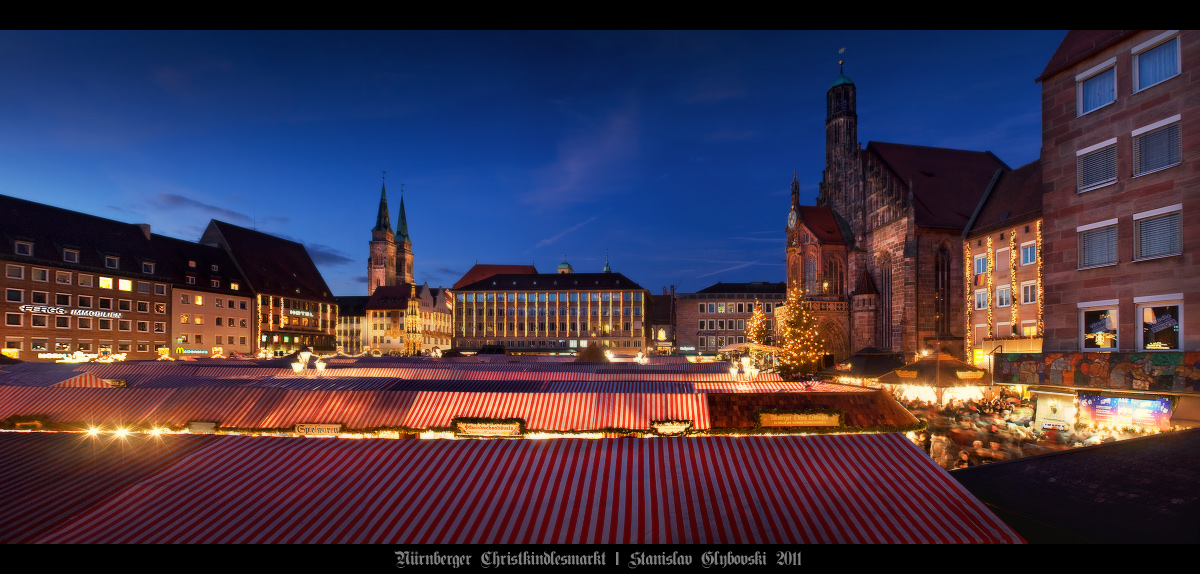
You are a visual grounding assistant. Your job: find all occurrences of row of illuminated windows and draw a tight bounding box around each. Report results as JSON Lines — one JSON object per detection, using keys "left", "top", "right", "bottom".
{"left": 1079, "top": 294, "right": 1183, "bottom": 351}
{"left": 4, "top": 340, "right": 165, "bottom": 353}
{"left": 464, "top": 323, "right": 638, "bottom": 333}
{"left": 457, "top": 292, "right": 642, "bottom": 303}
{"left": 971, "top": 243, "right": 1038, "bottom": 276}
{"left": 1077, "top": 205, "right": 1182, "bottom": 269}
{"left": 1077, "top": 31, "right": 1180, "bottom": 116}
{"left": 1075, "top": 115, "right": 1183, "bottom": 192}
{"left": 973, "top": 322, "right": 1039, "bottom": 340}
{"left": 457, "top": 340, "right": 636, "bottom": 349}
{"left": 258, "top": 295, "right": 331, "bottom": 314}
{"left": 5, "top": 265, "right": 168, "bottom": 295}
{"left": 5, "top": 313, "right": 167, "bottom": 333}
{"left": 177, "top": 334, "right": 247, "bottom": 346}
{"left": 179, "top": 314, "right": 249, "bottom": 328}
{"left": 974, "top": 283, "right": 1038, "bottom": 310}
{"left": 178, "top": 293, "right": 249, "bottom": 309}
{"left": 4, "top": 289, "right": 167, "bottom": 314}
{"left": 698, "top": 319, "right": 773, "bottom": 331}
{"left": 463, "top": 307, "right": 640, "bottom": 317}
{"left": 261, "top": 314, "right": 330, "bottom": 329}
{"left": 698, "top": 301, "right": 781, "bottom": 314}
{"left": 698, "top": 336, "right": 762, "bottom": 349}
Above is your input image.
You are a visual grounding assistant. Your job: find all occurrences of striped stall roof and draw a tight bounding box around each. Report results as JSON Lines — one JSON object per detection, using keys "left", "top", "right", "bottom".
{"left": 341, "top": 391, "right": 420, "bottom": 429}
{"left": 384, "top": 379, "right": 544, "bottom": 392}
{"left": 540, "top": 381, "right": 696, "bottom": 394}
{"left": 694, "top": 380, "right": 863, "bottom": 393}
{"left": 3, "top": 433, "right": 1022, "bottom": 544}
{"left": 399, "top": 392, "right": 710, "bottom": 431}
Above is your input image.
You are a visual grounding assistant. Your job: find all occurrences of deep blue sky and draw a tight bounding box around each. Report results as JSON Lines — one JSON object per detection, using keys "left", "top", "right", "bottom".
{"left": 0, "top": 30, "right": 1066, "bottom": 296}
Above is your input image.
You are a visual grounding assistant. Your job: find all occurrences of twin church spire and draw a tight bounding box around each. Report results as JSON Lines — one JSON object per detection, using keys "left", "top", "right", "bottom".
{"left": 368, "top": 177, "right": 414, "bottom": 296}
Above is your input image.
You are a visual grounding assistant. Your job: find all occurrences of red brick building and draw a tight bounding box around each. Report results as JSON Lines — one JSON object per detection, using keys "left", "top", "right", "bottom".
{"left": 676, "top": 282, "right": 786, "bottom": 355}
{"left": 1038, "top": 30, "right": 1198, "bottom": 352}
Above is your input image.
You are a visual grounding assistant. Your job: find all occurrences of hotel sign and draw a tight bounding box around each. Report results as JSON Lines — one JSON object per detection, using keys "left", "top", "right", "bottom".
{"left": 19, "top": 305, "right": 123, "bottom": 319}
{"left": 296, "top": 423, "right": 342, "bottom": 436}
{"left": 289, "top": 309, "right": 315, "bottom": 318}
{"left": 759, "top": 412, "right": 841, "bottom": 428}
{"left": 454, "top": 420, "right": 523, "bottom": 438}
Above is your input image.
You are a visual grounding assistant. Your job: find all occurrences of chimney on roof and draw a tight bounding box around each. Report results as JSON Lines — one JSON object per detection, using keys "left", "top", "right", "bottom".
{"left": 137, "top": 224, "right": 151, "bottom": 241}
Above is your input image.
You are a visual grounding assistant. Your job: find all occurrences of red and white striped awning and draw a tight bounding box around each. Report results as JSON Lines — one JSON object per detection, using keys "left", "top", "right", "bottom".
{"left": 0, "top": 432, "right": 1022, "bottom": 544}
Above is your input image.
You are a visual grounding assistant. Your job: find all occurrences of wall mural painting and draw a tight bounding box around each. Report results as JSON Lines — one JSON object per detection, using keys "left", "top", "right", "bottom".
{"left": 997, "top": 352, "right": 1200, "bottom": 394}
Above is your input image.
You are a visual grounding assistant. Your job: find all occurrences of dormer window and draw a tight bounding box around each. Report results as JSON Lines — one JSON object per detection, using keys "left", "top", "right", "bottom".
{"left": 63, "top": 249, "right": 79, "bottom": 263}
{"left": 186, "top": 276, "right": 196, "bottom": 285}
{"left": 188, "top": 260, "right": 196, "bottom": 268}
{"left": 211, "top": 264, "right": 218, "bottom": 272}
{"left": 15, "top": 241, "right": 33, "bottom": 256}
{"left": 142, "top": 262, "right": 155, "bottom": 274}
{"left": 211, "top": 279, "right": 220, "bottom": 288}
{"left": 105, "top": 256, "right": 119, "bottom": 269}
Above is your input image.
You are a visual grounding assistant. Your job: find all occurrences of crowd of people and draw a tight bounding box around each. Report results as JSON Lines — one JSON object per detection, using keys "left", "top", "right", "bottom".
{"left": 897, "top": 396, "right": 1152, "bottom": 470}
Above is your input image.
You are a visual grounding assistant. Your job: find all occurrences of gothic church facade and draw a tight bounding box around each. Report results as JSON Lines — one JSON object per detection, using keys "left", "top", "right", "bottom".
{"left": 786, "top": 66, "right": 1010, "bottom": 361}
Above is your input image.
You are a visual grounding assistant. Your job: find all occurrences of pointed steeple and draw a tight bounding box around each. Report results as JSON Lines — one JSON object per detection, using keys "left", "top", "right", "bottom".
{"left": 396, "top": 189, "right": 410, "bottom": 243}
{"left": 602, "top": 253, "right": 611, "bottom": 273}
{"left": 791, "top": 169, "right": 801, "bottom": 208}
{"left": 373, "top": 182, "right": 393, "bottom": 233}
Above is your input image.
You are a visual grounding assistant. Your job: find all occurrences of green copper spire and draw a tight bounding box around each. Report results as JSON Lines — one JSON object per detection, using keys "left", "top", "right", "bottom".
{"left": 396, "top": 189, "right": 410, "bottom": 243}
{"left": 373, "top": 182, "right": 393, "bottom": 233}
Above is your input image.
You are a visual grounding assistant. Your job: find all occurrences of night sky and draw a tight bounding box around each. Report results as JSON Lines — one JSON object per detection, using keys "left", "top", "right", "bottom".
{"left": 0, "top": 30, "right": 1066, "bottom": 297}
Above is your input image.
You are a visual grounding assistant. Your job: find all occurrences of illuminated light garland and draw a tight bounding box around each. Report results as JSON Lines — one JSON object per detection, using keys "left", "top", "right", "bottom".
{"left": 1037, "top": 220, "right": 1044, "bottom": 337}
{"left": 986, "top": 236, "right": 994, "bottom": 339}
{"left": 964, "top": 241, "right": 973, "bottom": 353}
{"left": 1009, "top": 229, "right": 1018, "bottom": 334}
{"left": 775, "top": 279, "right": 826, "bottom": 378}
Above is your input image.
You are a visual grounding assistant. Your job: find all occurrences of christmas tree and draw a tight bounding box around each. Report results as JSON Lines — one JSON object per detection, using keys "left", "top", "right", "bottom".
{"left": 776, "top": 296, "right": 826, "bottom": 379}
{"left": 745, "top": 300, "right": 768, "bottom": 345}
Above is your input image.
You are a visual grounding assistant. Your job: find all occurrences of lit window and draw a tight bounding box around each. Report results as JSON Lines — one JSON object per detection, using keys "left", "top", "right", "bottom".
{"left": 194, "top": 295, "right": 203, "bottom": 305}
{"left": 195, "top": 315, "right": 204, "bottom": 325}
{"left": 118, "top": 279, "right": 132, "bottom": 292}
{"left": 1133, "top": 116, "right": 1182, "bottom": 176}
{"left": 1134, "top": 204, "right": 1182, "bottom": 261}
{"left": 1077, "top": 219, "right": 1118, "bottom": 268}
{"left": 14, "top": 241, "right": 32, "bottom": 256}
{"left": 180, "top": 314, "right": 189, "bottom": 324}
{"left": 99, "top": 277, "right": 113, "bottom": 289}
{"left": 1133, "top": 32, "right": 1180, "bottom": 92}
{"left": 1080, "top": 302, "right": 1118, "bottom": 350}
{"left": 1077, "top": 58, "right": 1115, "bottom": 116}
{"left": 1076, "top": 139, "right": 1117, "bottom": 192}
{"left": 63, "top": 249, "right": 79, "bottom": 263}
{"left": 105, "top": 256, "right": 119, "bottom": 269}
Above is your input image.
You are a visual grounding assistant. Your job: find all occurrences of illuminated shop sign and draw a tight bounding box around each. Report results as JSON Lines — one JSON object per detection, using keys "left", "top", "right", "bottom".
{"left": 296, "top": 423, "right": 341, "bottom": 436}
{"left": 175, "top": 348, "right": 209, "bottom": 355}
{"left": 38, "top": 352, "right": 99, "bottom": 360}
{"left": 18, "top": 305, "right": 123, "bottom": 319}
{"left": 289, "top": 309, "right": 315, "bottom": 317}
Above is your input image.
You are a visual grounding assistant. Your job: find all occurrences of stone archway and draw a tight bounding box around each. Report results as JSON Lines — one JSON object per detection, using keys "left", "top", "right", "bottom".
{"left": 819, "top": 319, "right": 850, "bottom": 363}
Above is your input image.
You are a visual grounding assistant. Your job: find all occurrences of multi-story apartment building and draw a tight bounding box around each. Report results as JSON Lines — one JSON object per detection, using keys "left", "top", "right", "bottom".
{"left": 200, "top": 220, "right": 338, "bottom": 355}
{"left": 676, "top": 282, "right": 786, "bottom": 355}
{"left": 452, "top": 261, "right": 650, "bottom": 354}
{"left": 962, "top": 162, "right": 1044, "bottom": 368}
{"left": 2, "top": 195, "right": 172, "bottom": 361}
{"left": 362, "top": 283, "right": 454, "bottom": 356}
{"left": 1038, "top": 30, "right": 1197, "bottom": 353}
{"left": 334, "top": 296, "right": 368, "bottom": 355}
{"left": 156, "top": 236, "right": 255, "bottom": 358}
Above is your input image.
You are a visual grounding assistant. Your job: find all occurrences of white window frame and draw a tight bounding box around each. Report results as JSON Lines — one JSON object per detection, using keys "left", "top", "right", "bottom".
{"left": 1132, "top": 115, "right": 1182, "bottom": 177}
{"left": 1075, "top": 137, "right": 1118, "bottom": 193}
{"left": 1134, "top": 293, "right": 1183, "bottom": 351}
{"left": 973, "top": 254, "right": 987, "bottom": 276}
{"left": 1020, "top": 321, "right": 1038, "bottom": 337}
{"left": 1076, "top": 57, "right": 1117, "bottom": 116}
{"left": 63, "top": 249, "right": 79, "bottom": 263}
{"left": 974, "top": 289, "right": 987, "bottom": 311}
{"left": 1132, "top": 31, "right": 1180, "bottom": 93}
{"left": 5, "top": 313, "right": 22, "bottom": 327}
{"left": 996, "top": 285, "right": 1011, "bottom": 308}
{"left": 1021, "top": 281, "right": 1037, "bottom": 305}
{"left": 1077, "top": 218, "right": 1119, "bottom": 269}
{"left": 1020, "top": 241, "right": 1037, "bottom": 266}
{"left": 142, "top": 262, "right": 155, "bottom": 274}
{"left": 105, "top": 256, "right": 119, "bottom": 269}
{"left": 5, "top": 265, "right": 23, "bottom": 280}
{"left": 1133, "top": 203, "right": 1182, "bottom": 261}
{"left": 31, "top": 268, "right": 48, "bottom": 282}
{"left": 1078, "top": 299, "right": 1119, "bottom": 351}
{"left": 14, "top": 241, "right": 33, "bottom": 256}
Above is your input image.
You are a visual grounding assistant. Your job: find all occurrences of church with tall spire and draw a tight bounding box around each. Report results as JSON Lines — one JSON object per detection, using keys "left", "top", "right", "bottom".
{"left": 367, "top": 178, "right": 414, "bottom": 296}
{"left": 784, "top": 57, "right": 1010, "bottom": 361}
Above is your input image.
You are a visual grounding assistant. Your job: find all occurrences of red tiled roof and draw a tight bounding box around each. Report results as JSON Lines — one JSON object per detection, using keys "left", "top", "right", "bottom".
{"left": 868, "top": 142, "right": 1008, "bottom": 230}
{"left": 965, "top": 160, "right": 1043, "bottom": 238}
{"left": 796, "top": 205, "right": 846, "bottom": 244}
{"left": 1037, "top": 30, "right": 1136, "bottom": 82}
{"left": 452, "top": 263, "right": 538, "bottom": 289}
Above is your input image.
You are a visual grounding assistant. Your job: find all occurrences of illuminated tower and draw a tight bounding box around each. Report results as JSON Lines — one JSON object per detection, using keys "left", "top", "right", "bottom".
{"left": 368, "top": 182, "right": 397, "bottom": 296}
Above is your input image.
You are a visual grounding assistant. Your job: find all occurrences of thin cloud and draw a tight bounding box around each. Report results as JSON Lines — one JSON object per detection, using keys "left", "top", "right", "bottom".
{"left": 521, "top": 105, "right": 639, "bottom": 205}
{"left": 152, "top": 193, "right": 252, "bottom": 224}
{"left": 533, "top": 215, "right": 601, "bottom": 249}
{"left": 304, "top": 243, "right": 355, "bottom": 266}
{"left": 694, "top": 260, "right": 758, "bottom": 279}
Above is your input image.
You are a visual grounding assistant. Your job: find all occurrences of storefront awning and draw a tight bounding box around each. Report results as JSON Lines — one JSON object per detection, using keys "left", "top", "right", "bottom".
{"left": 0, "top": 432, "right": 1023, "bottom": 544}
